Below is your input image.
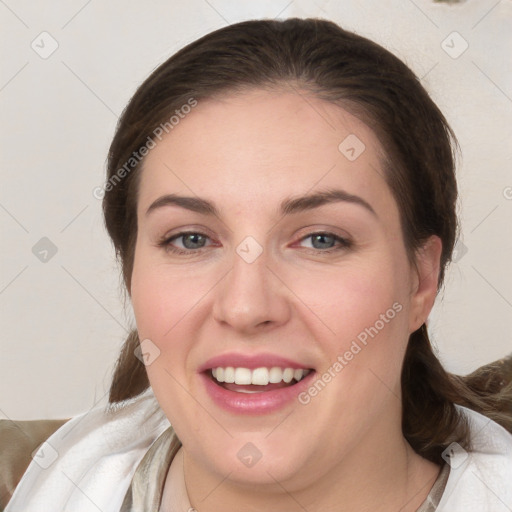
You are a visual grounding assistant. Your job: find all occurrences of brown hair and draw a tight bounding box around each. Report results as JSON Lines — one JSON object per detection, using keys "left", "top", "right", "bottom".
{"left": 103, "top": 18, "right": 512, "bottom": 464}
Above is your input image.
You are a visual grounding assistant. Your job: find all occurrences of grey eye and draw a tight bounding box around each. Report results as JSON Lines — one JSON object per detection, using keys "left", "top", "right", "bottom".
{"left": 180, "top": 233, "right": 208, "bottom": 249}
{"left": 310, "top": 234, "right": 336, "bottom": 250}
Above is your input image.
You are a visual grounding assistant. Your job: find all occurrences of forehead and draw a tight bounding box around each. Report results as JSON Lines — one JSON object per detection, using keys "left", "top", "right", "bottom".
{"left": 137, "top": 89, "right": 397, "bottom": 222}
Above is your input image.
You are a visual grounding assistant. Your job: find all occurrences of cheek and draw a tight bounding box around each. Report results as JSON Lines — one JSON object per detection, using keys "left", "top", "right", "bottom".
{"left": 294, "top": 280, "right": 408, "bottom": 429}
{"left": 287, "top": 252, "right": 412, "bottom": 406}
{"left": 286, "top": 256, "right": 410, "bottom": 345}
{"left": 130, "top": 245, "right": 211, "bottom": 340}
{"left": 130, "top": 252, "right": 199, "bottom": 426}
{"left": 130, "top": 250, "right": 190, "bottom": 388}
{"left": 129, "top": 246, "right": 221, "bottom": 408}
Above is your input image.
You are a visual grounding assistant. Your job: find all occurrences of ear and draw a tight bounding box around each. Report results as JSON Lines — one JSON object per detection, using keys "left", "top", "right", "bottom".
{"left": 408, "top": 235, "right": 443, "bottom": 333}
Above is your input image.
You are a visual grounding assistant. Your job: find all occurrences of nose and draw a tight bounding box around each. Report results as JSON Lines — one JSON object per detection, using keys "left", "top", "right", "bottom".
{"left": 212, "top": 244, "right": 291, "bottom": 334}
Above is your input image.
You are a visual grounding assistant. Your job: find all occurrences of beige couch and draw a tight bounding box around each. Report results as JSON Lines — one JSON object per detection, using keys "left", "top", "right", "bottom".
{"left": 0, "top": 418, "right": 69, "bottom": 510}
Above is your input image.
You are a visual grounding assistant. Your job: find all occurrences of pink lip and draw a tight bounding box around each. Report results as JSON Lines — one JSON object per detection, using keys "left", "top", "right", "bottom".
{"left": 197, "top": 353, "right": 316, "bottom": 415}
{"left": 198, "top": 352, "right": 312, "bottom": 372}
{"left": 199, "top": 370, "right": 315, "bottom": 415}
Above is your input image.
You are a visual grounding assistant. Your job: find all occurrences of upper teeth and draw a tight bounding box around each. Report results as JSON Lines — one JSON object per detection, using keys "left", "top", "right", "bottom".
{"left": 211, "top": 367, "right": 310, "bottom": 386}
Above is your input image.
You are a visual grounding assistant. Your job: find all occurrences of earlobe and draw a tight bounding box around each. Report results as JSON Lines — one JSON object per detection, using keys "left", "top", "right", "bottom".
{"left": 408, "top": 235, "right": 443, "bottom": 333}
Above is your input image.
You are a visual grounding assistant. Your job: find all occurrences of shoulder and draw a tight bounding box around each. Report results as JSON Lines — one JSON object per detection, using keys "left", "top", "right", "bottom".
{"left": 437, "top": 406, "right": 512, "bottom": 511}
{"left": 4, "top": 389, "right": 170, "bottom": 512}
{"left": 0, "top": 419, "right": 69, "bottom": 510}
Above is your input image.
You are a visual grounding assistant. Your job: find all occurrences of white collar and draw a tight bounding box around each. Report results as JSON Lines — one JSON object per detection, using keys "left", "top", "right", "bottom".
{"left": 436, "top": 405, "right": 512, "bottom": 511}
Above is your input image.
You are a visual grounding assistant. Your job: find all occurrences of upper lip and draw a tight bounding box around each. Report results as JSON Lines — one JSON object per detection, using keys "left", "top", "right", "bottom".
{"left": 198, "top": 353, "right": 314, "bottom": 373}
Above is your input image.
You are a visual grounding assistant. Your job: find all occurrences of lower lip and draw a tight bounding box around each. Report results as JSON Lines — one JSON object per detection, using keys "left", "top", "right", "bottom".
{"left": 200, "top": 371, "right": 315, "bottom": 414}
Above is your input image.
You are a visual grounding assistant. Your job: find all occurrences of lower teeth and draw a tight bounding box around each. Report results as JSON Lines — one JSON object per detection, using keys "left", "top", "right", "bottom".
{"left": 219, "top": 380, "right": 299, "bottom": 393}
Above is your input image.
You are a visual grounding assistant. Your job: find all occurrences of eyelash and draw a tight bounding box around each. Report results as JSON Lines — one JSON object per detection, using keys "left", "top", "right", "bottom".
{"left": 157, "top": 230, "right": 353, "bottom": 256}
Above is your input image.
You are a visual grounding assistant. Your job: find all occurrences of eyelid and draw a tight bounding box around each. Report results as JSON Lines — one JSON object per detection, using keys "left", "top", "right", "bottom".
{"left": 292, "top": 231, "right": 352, "bottom": 251}
{"left": 292, "top": 224, "right": 352, "bottom": 243}
{"left": 158, "top": 227, "right": 353, "bottom": 257}
{"left": 167, "top": 230, "right": 213, "bottom": 244}
{"left": 160, "top": 225, "right": 216, "bottom": 242}
{"left": 159, "top": 229, "right": 217, "bottom": 253}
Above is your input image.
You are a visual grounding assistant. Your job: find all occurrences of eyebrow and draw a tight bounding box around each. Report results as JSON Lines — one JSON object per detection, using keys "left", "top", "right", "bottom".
{"left": 145, "top": 188, "right": 377, "bottom": 218}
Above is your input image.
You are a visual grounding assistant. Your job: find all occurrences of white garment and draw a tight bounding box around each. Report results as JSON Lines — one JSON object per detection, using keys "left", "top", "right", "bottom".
{"left": 436, "top": 407, "right": 512, "bottom": 511}
{"left": 5, "top": 387, "right": 512, "bottom": 511}
{"left": 5, "top": 388, "right": 170, "bottom": 512}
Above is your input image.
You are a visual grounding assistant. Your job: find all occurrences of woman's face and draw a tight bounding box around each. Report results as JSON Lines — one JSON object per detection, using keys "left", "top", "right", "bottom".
{"left": 130, "top": 89, "right": 440, "bottom": 489}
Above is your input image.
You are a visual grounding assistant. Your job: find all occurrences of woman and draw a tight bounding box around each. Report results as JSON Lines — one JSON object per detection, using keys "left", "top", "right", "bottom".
{"left": 3, "top": 17, "right": 512, "bottom": 512}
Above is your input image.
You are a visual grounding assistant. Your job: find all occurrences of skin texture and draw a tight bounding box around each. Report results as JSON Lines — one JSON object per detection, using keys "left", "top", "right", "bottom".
{"left": 130, "top": 88, "right": 443, "bottom": 511}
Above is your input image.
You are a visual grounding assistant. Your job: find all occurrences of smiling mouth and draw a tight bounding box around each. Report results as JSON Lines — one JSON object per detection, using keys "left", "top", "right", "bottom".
{"left": 209, "top": 366, "right": 312, "bottom": 393}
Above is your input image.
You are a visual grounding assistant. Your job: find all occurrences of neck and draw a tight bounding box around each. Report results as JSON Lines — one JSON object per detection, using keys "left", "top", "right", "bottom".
{"left": 180, "top": 421, "right": 440, "bottom": 512}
